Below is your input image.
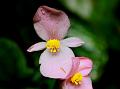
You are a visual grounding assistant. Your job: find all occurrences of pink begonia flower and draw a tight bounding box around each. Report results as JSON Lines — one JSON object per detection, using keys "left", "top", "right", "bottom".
{"left": 27, "top": 6, "right": 84, "bottom": 79}
{"left": 62, "top": 57, "right": 93, "bottom": 89}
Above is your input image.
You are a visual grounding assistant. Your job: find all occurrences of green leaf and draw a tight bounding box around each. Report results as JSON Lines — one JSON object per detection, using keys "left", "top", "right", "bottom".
{"left": 44, "top": 78, "right": 56, "bottom": 89}
{"left": 58, "top": 0, "right": 93, "bottom": 19}
{"left": 32, "top": 71, "right": 41, "bottom": 83}
{"left": 91, "top": 0, "right": 119, "bottom": 22}
{"left": 89, "top": 0, "right": 120, "bottom": 50}
{"left": 69, "top": 18, "right": 108, "bottom": 82}
{"left": 0, "top": 38, "right": 33, "bottom": 81}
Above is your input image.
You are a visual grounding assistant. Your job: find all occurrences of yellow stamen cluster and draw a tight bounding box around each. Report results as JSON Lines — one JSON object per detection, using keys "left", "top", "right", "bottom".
{"left": 71, "top": 73, "right": 83, "bottom": 85}
{"left": 46, "top": 39, "right": 60, "bottom": 53}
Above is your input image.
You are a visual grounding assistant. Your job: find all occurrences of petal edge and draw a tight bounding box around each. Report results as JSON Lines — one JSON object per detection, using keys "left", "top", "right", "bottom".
{"left": 27, "top": 42, "right": 46, "bottom": 52}
{"left": 61, "top": 37, "right": 84, "bottom": 47}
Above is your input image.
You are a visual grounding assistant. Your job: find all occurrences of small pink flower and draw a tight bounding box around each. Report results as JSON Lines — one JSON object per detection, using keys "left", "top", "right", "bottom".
{"left": 27, "top": 6, "right": 84, "bottom": 79}
{"left": 62, "top": 57, "right": 93, "bottom": 89}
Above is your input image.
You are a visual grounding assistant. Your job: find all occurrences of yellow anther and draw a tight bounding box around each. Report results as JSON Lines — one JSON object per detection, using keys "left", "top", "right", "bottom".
{"left": 71, "top": 72, "right": 83, "bottom": 85}
{"left": 46, "top": 39, "right": 60, "bottom": 53}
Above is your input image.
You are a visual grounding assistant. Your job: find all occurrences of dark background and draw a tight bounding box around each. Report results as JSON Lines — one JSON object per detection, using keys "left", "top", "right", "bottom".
{"left": 0, "top": 0, "right": 120, "bottom": 89}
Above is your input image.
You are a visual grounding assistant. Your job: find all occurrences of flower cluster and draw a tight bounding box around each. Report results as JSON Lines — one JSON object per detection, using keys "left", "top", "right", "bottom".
{"left": 27, "top": 6, "right": 93, "bottom": 89}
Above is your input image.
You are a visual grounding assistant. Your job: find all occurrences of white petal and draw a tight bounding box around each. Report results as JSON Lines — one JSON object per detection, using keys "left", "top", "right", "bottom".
{"left": 27, "top": 42, "right": 46, "bottom": 52}
{"left": 39, "top": 46, "right": 75, "bottom": 79}
{"left": 61, "top": 37, "right": 84, "bottom": 47}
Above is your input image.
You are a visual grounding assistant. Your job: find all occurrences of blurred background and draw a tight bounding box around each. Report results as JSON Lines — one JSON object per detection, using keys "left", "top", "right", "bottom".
{"left": 0, "top": 0, "right": 120, "bottom": 89}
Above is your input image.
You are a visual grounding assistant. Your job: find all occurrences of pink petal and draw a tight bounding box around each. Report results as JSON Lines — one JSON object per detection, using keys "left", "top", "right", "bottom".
{"left": 27, "top": 42, "right": 46, "bottom": 52}
{"left": 62, "top": 76, "right": 93, "bottom": 89}
{"left": 39, "top": 46, "right": 75, "bottom": 79}
{"left": 79, "top": 77, "right": 93, "bottom": 89}
{"left": 61, "top": 37, "right": 84, "bottom": 47}
{"left": 77, "top": 57, "right": 93, "bottom": 76}
{"left": 66, "top": 57, "right": 92, "bottom": 78}
{"left": 62, "top": 80, "right": 69, "bottom": 89}
{"left": 33, "top": 6, "right": 70, "bottom": 40}
{"left": 65, "top": 57, "right": 80, "bottom": 79}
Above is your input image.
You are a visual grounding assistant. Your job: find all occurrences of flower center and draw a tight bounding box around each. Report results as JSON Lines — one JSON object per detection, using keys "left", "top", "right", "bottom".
{"left": 46, "top": 39, "right": 60, "bottom": 53}
{"left": 71, "top": 72, "right": 83, "bottom": 85}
